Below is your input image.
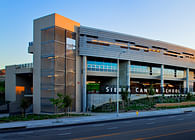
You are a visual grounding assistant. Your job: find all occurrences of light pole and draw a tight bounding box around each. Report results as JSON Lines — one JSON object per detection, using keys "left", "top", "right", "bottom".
{"left": 117, "top": 58, "right": 119, "bottom": 116}
{"left": 116, "top": 50, "right": 126, "bottom": 117}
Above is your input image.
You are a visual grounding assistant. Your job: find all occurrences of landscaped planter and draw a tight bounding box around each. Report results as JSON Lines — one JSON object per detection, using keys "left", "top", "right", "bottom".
{"left": 155, "top": 101, "right": 195, "bottom": 108}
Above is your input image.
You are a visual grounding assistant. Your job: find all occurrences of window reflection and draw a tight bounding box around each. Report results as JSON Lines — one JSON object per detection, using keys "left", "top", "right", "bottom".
{"left": 66, "top": 38, "right": 76, "bottom": 50}
{"left": 152, "top": 67, "right": 160, "bottom": 76}
{"left": 131, "top": 65, "right": 150, "bottom": 75}
{"left": 176, "top": 70, "right": 184, "bottom": 78}
{"left": 87, "top": 60, "right": 117, "bottom": 72}
{"left": 164, "top": 68, "right": 175, "bottom": 77}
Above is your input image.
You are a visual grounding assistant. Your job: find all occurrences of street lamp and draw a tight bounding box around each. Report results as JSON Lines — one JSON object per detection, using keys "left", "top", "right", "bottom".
{"left": 116, "top": 50, "right": 127, "bottom": 117}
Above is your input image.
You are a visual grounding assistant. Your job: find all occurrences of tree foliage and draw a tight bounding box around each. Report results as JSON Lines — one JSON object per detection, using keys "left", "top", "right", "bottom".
{"left": 50, "top": 93, "right": 72, "bottom": 113}
{"left": 148, "top": 84, "right": 155, "bottom": 96}
{"left": 186, "top": 93, "right": 193, "bottom": 101}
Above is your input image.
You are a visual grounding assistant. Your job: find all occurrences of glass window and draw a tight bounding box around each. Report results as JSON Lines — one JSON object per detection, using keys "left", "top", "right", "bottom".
{"left": 131, "top": 65, "right": 150, "bottom": 75}
{"left": 88, "top": 61, "right": 94, "bottom": 65}
{"left": 176, "top": 70, "right": 184, "bottom": 78}
{"left": 152, "top": 67, "right": 161, "bottom": 76}
{"left": 164, "top": 68, "right": 175, "bottom": 77}
{"left": 87, "top": 60, "right": 117, "bottom": 72}
{"left": 66, "top": 38, "right": 76, "bottom": 50}
{"left": 67, "top": 38, "right": 75, "bottom": 45}
{"left": 96, "top": 61, "right": 102, "bottom": 65}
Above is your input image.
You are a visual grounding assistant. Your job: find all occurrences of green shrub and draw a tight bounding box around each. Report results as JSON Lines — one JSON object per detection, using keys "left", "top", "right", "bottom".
{"left": 186, "top": 93, "right": 193, "bottom": 101}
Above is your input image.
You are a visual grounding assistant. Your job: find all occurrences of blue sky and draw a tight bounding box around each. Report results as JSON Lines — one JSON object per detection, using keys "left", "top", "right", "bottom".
{"left": 1, "top": 0, "right": 195, "bottom": 69}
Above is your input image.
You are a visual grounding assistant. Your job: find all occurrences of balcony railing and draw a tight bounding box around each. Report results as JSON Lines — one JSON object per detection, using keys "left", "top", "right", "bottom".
{"left": 131, "top": 70, "right": 150, "bottom": 75}
{"left": 16, "top": 63, "right": 33, "bottom": 69}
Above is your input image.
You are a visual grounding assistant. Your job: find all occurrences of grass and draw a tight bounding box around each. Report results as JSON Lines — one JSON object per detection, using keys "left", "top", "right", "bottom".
{"left": 0, "top": 113, "right": 90, "bottom": 123}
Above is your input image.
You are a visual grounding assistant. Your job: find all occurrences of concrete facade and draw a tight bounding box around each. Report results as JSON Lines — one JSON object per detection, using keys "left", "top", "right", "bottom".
{"left": 5, "top": 64, "right": 33, "bottom": 113}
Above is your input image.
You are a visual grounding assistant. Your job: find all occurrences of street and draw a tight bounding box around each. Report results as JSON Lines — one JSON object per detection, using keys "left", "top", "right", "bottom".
{"left": 1, "top": 112, "right": 195, "bottom": 140}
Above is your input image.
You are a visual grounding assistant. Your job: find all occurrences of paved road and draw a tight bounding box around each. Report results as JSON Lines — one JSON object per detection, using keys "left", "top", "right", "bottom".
{"left": 1, "top": 112, "right": 195, "bottom": 140}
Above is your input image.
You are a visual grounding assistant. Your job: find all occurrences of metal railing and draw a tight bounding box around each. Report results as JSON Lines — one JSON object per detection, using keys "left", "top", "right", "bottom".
{"left": 16, "top": 63, "right": 33, "bottom": 69}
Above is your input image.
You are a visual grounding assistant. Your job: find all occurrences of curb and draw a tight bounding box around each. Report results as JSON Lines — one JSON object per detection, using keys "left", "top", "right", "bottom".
{"left": 0, "top": 111, "right": 190, "bottom": 133}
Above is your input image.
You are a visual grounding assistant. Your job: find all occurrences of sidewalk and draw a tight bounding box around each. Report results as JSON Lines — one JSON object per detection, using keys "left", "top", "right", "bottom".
{"left": 0, "top": 107, "right": 195, "bottom": 133}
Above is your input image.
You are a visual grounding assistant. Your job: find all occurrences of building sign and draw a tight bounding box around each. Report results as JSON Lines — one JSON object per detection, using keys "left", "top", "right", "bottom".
{"left": 87, "top": 83, "right": 184, "bottom": 94}
{"left": 105, "top": 86, "right": 181, "bottom": 94}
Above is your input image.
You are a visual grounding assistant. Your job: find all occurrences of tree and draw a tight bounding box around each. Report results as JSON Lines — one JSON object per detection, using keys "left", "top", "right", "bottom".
{"left": 148, "top": 84, "right": 155, "bottom": 96}
{"left": 147, "top": 85, "right": 155, "bottom": 104}
{"left": 20, "top": 98, "right": 29, "bottom": 117}
{"left": 50, "top": 93, "right": 72, "bottom": 114}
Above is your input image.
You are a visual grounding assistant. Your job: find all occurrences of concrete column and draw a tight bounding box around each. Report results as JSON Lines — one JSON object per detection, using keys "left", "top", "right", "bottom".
{"left": 82, "top": 56, "right": 87, "bottom": 112}
{"left": 5, "top": 66, "right": 16, "bottom": 102}
{"left": 75, "top": 28, "right": 82, "bottom": 112}
{"left": 186, "top": 68, "right": 189, "bottom": 93}
{"left": 119, "top": 61, "right": 128, "bottom": 87}
{"left": 161, "top": 64, "right": 164, "bottom": 94}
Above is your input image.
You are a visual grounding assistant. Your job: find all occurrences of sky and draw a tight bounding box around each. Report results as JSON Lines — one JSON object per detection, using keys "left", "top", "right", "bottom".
{"left": 0, "top": 0, "right": 195, "bottom": 69}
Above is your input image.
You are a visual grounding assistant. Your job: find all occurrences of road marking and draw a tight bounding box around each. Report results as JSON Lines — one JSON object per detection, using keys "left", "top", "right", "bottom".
{"left": 57, "top": 133, "right": 72, "bottom": 136}
{"left": 107, "top": 127, "right": 118, "bottom": 130}
{"left": 133, "top": 129, "right": 195, "bottom": 140}
{"left": 71, "top": 121, "right": 195, "bottom": 140}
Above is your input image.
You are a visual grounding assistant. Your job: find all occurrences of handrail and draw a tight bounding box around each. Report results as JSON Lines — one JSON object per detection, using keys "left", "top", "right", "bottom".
{"left": 16, "top": 63, "right": 33, "bottom": 69}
